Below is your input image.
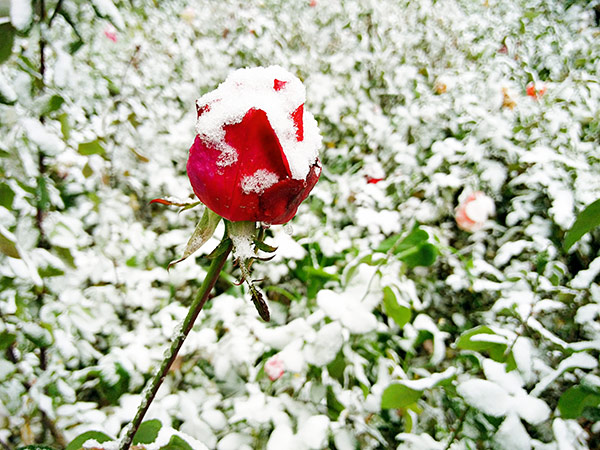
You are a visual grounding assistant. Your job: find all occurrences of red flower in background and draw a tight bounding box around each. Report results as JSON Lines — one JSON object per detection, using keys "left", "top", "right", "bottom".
{"left": 526, "top": 82, "right": 546, "bottom": 99}
{"left": 187, "top": 66, "right": 322, "bottom": 224}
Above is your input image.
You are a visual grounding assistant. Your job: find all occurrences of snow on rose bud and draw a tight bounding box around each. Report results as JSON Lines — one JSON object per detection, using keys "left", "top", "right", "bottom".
{"left": 186, "top": 66, "right": 322, "bottom": 225}
{"left": 455, "top": 191, "right": 495, "bottom": 232}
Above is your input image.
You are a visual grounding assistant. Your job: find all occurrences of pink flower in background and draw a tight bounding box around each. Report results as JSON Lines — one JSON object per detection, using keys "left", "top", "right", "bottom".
{"left": 264, "top": 355, "right": 285, "bottom": 381}
{"left": 104, "top": 25, "right": 118, "bottom": 42}
{"left": 526, "top": 82, "right": 546, "bottom": 99}
{"left": 455, "top": 191, "right": 495, "bottom": 232}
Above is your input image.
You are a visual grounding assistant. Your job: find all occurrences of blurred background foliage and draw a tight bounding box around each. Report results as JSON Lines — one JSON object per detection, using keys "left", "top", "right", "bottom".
{"left": 1, "top": 0, "right": 600, "bottom": 449}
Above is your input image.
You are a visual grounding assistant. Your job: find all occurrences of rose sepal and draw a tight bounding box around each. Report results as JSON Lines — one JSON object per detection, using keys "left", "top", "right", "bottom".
{"left": 167, "top": 207, "right": 222, "bottom": 270}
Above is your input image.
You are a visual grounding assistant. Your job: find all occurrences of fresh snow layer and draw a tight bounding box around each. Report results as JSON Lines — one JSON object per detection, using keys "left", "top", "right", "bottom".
{"left": 464, "top": 193, "right": 495, "bottom": 222}
{"left": 195, "top": 66, "right": 321, "bottom": 180}
{"left": 241, "top": 169, "right": 279, "bottom": 194}
{"left": 10, "top": 0, "right": 32, "bottom": 30}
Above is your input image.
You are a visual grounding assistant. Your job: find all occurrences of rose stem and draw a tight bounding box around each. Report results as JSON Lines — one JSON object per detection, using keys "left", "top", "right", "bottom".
{"left": 119, "top": 240, "right": 232, "bottom": 450}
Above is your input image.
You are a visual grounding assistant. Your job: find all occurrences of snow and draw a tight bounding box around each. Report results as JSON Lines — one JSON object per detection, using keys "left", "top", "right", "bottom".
{"left": 90, "top": 0, "right": 125, "bottom": 29}
{"left": 570, "top": 256, "right": 600, "bottom": 289}
{"left": 317, "top": 289, "right": 378, "bottom": 334}
{"left": 195, "top": 66, "right": 322, "bottom": 179}
{"left": 494, "top": 413, "right": 531, "bottom": 450}
{"left": 457, "top": 379, "right": 513, "bottom": 417}
{"left": 464, "top": 193, "right": 495, "bottom": 223}
{"left": 241, "top": 169, "right": 279, "bottom": 194}
{"left": 2, "top": 0, "right": 600, "bottom": 448}
{"left": 10, "top": 0, "right": 31, "bottom": 30}
{"left": 531, "top": 352, "right": 598, "bottom": 396}
{"left": 21, "top": 118, "right": 65, "bottom": 156}
{"left": 397, "top": 367, "right": 457, "bottom": 391}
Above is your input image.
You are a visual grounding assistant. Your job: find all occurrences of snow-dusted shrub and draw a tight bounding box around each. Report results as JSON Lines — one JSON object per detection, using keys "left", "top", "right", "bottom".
{"left": 0, "top": 0, "right": 599, "bottom": 449}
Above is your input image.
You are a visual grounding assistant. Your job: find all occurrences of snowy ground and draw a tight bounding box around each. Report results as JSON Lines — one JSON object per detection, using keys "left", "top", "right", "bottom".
{"left": 1, "top": 0, "right": 600, "bottom": 449}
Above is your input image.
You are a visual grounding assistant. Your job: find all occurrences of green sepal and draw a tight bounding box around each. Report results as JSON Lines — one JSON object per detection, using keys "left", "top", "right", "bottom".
{"left": 168, "top": 208, "right": 221, "bottom": 269}
{"left": 254, "top": 239, "right": 277, "bottom": 253}
{"left": 207, "top": 238, "right": 233, "bottom": 260}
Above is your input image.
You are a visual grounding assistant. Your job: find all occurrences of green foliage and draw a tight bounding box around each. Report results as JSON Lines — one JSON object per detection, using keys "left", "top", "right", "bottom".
{"left": 381, "top": 384, "right": 422, "bottom": 409}
{"left": 0, "top": 227, "right": 19, "bottom": 258}
{"left": 558, "top": 385, "right": 600, "bottom": 419}
{"left": 564, "top": 198, "right": 600, "bottom": 250}
{"left": 0, "top": 22, "right": 15, "bottom": 65}
{"left": 65, "top": 431, "right": 114, "bottom": 450}
{"left": 382, "top": 286, "right": 411, "bottom": 328}
{"left": 159, "top": 435, "right": 194, "bottom": 450}
{"left": 78, "top": 140, "right": 106, "bottom": 156}
{"left": 16, "top": 447, "right": 58, "bottom": 450}
{"left": 456, "top": 326, "right": 507, "bottom": 362}
{"left": 133, "top": 419, "right": 163, "bottom": 444}
{"left": 376, "top": 226, "right": 438, "bottom": 267}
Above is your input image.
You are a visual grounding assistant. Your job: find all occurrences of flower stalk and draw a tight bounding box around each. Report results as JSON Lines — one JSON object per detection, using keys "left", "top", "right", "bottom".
{"left": 118, "top": 239, "right": 232, "bottom": 450}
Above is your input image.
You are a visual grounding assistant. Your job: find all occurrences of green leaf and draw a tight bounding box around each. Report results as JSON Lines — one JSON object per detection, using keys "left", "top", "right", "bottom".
{"left": 168, "top": 208, "right": 221, "bottom": 269}
{"left": 400, "top": 242, "right": 437, "bottom": 268}
{"left": 207, "top": 238, "right": 232, "bottom": 260}
{"left": 0, "top": 182, "right": 15, "bottom": 208}
{"left": 564, "top": 198, "right": 600, "bottom": 251}
{"left": 0, "top": 23, "right": 15, "bottom": 65}
{"left": 381, "top": 384, "right": 423, "bottom": 409}
{"left": 159, "top": 435, "right": 194, "bottom": 450}
{"left": 326, "top": 349, "right": 346, "bottom": 383}
{"left": 43, "top": 95, "right": 65, "bottom": 115}
{"left": 133, "top": 419, "right": 163, "bottom": 445}
{"left": 65, "top": 431, "right": 114, "bottom": 450}
{"left": 0, "top": 331, "right": 15, "bottom": 350}
{"left": 0, "top": 225, "right": 19, "bottom": 258}
{"left": 78, "top": 140, "right": 106, "bottom": 156}
{"left": 254, "top": 239, "right": 277, "bottom": 253}
{"left": 456, "top": 326, "right": 507, "bottom": 361}
{"left": 326, "top": 385, "right": 345, "bottom": 420}
{"left": 59, "top": 113, "right": 70, "bottom": 140}
{"left": 558, "top": 385, "right": 600, "bottom": 419}
{"left": 382, "top": 286, "right": 411, "bottom": 328}
{"left": 376, "top": 227, "right": 438, "bottom": 267}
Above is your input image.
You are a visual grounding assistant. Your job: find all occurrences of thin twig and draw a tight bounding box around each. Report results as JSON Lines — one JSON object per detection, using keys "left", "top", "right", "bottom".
{"left": 119, "top": 241, "right": 232, "bottom": 450}
{"left": 444, "top": 406, "right": 469, "bottom": 450}
{"left": 48, "top": 0, "right": 64, "bottom": 26}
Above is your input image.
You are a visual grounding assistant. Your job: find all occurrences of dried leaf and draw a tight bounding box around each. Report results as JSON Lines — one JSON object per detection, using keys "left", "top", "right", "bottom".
{"left": 249, "top": 283, "right": 270, "bottom": 322}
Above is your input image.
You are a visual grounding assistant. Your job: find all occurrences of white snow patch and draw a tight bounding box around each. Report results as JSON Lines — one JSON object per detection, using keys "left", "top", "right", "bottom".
{"left": 532, "top": 352, "right": 598, "bottom": 396}
{"left": 90, "top": 0, "right": 125, "bottom": 29}
{"left": 457, "top": 379, "right": 512, "bottom": 417}
{"left": 241, "top": 169, "right": 279, "bottom": 194}
{"left": 571, "top": 256, "right": 600, "bottom": 289}
{"left": 10, "top": 0, "right": 32, "bottom": 30}
{"left": 317, "top": 290, "right": 378, "bottom": 334}
{"left": 494, "top": 413, "right": 531, "bottom": 450}
{"left": 195, "top": 66, "right": 321, "bottom": 178}
{"left": 396, "top": 367, "right": 457, "bottom": 391}
{"left": 21, "top": 118, "right": 64, "bottom": 155}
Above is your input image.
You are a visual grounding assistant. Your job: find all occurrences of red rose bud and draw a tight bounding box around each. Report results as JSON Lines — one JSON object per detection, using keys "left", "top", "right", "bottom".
{"left": 187, "top": 66, "right": 322, "bottom": 224}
